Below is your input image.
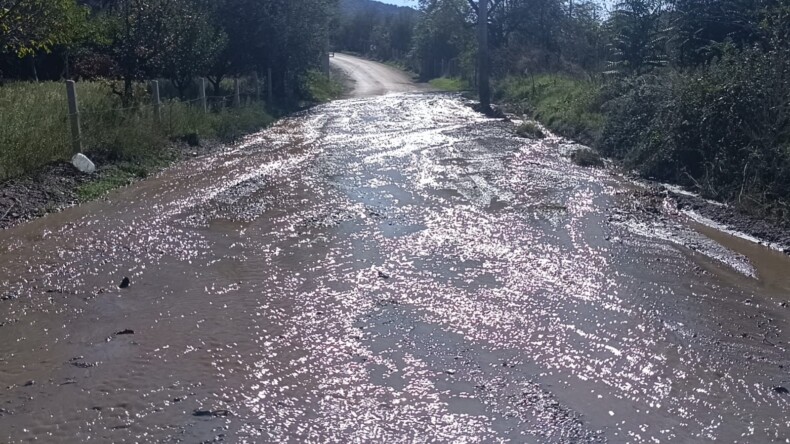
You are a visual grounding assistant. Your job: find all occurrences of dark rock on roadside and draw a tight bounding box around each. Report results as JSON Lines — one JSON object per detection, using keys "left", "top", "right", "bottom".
{"left": 69, "top": 357, "right": 97, "bottom": 369}
{"left": 773, "top": 386, "right": 789, "bottom": 394}
{"left": 179, "top": 132, "right": 201, "bottom": 147}
{"left": 119, "top": 277, "right": 131, "bottom": 289}
{"left": 115, "top": 329, "right": 134, "bottom": 335}
{"left": 193, "top": 409, "right": 232, "bottom": 417}
{"left": 0, "top": 291, "right": 18, "bottom": 301}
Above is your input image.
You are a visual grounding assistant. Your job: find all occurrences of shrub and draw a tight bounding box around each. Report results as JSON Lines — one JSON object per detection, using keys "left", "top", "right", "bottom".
{"left": 515, "top": 121, "right": 545, "bottom": 139}
{"left": 570, "top": 149, "right": 604, "bottom": 167}
{"left": 597, "top": 44, "right": 790, "bottom": 222}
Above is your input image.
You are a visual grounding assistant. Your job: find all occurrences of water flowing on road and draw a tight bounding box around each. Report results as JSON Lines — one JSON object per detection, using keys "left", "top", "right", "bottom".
{"left": 0, "top": 55, "right": 788, "bottom": 443}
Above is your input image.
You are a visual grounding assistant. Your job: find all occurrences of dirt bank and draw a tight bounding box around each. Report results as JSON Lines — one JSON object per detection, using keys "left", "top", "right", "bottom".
{"left": 0, "top": 140, "right": 218, "bottom": 230}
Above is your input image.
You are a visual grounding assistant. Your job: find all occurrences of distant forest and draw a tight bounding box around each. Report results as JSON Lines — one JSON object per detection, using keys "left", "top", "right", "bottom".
{"left": 332, "top": 0, "right": 419, "bottom": 61}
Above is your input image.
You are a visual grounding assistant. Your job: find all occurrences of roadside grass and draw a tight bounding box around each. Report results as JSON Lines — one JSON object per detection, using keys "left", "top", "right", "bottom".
{"left": 0, "top": 81, "right": 274, "bottom": 183}
{"left": 495, "top": 75, "right": 604, "bottom": 146}
{"left": 429, "top": 77, "right": 469, "bottom": 92}
{"left": 303, "top": 70, "right": 345, "bottom": 103}
{"left": 76, "top": 150, "right": 176, "bottom": 201}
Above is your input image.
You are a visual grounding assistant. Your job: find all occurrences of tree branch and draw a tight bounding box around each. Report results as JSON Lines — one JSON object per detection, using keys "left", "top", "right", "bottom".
{"left": 0, "top": 0, "right": 26, "bottom": 24}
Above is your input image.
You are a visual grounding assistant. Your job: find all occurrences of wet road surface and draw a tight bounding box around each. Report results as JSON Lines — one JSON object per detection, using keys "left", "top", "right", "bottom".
{"left": 330, "top": 53, "right": 421, "bottom": 97}
{"left": 0, "top": 56, "right": 789, "bottom": 443}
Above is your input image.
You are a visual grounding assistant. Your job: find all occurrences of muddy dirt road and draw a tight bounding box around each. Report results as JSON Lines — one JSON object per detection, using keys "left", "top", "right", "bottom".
{"left": 0, "top": 55, "right": 788, "bottom": 443}
{"left": 330, "top": 53, "right": 421, "bottom": 97}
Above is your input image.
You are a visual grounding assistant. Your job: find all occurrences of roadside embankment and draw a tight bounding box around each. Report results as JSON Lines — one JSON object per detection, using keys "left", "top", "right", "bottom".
{"left": 491, "top": 73, "right": 790, "bottom": 251}
{"left": 0, "top": 72, "right": 343, "bottom": 229}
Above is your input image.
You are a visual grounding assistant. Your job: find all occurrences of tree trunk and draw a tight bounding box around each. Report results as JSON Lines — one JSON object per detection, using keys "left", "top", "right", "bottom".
{"left": 207, "top": 75, "right": 223, "bottom": 96}
{"left": 173, "top": 79, "right": 187, "bottom": 100}
{"left": 477, "top": 0, "right": 491, "bottom": 112}
{"left": 123, "top": 77, "right": 133, "bottom": 107}
{"left": 29, "top": 56, "right": 39, "bottom": 82}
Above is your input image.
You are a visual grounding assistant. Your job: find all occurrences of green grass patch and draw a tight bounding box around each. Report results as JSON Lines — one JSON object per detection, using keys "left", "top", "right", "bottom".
{"left": 303, "top": 70, "right": 344, "bottom": 103}
{"left": 495, "top": 75, "right": 604, "bottom": 146}
{"left": 76, "top": 167, "right": 138, "bottom": 201}
{"left": 429, "top": 77, "right": 469, "bottom": 92}
{"left": 0, "top": 80, "right": 273, "bottom": 182}
{"left": 76, "top": 152, "right": 174, "bottom": 200}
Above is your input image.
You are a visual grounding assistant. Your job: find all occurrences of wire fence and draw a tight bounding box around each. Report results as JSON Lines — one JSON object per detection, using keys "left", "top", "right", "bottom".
{"left": 0, "top": 77, "right": 270, "bottom": 181}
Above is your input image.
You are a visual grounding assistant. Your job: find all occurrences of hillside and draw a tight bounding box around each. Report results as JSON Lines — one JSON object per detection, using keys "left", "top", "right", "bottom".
{"left": 339, "top": 0, "right": 416, "bottom": 16}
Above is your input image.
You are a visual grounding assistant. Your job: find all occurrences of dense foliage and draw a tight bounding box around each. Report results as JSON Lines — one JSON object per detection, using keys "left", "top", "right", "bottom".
{"left": 0, "top": 0, "right": 337, "bottom": 103}
{"left": 332, "top": 0, "right": 418, "bottom": 63}
{"left": 413, "top": 0, "right": 790, "bottom": 223}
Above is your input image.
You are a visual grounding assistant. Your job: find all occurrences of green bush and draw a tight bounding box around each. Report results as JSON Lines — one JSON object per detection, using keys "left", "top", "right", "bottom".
{"left": 597, "top": 75, "right": 675, "bottom": 171}
{"left": 598, "top": 45, "right": 790, "bottom": 222}
{"left": 570, "top": 149, "right": 604, "bottom": 167}
{"left": 515, "top": 121, "right": 545, "bottom": 139}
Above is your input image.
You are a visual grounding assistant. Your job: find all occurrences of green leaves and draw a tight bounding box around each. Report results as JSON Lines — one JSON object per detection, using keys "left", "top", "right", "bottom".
{"left": 0, "top": 0, "right": 88, "bottom": 57}
{"left": 160, "top": 0, "right": 227, "bottom": 97}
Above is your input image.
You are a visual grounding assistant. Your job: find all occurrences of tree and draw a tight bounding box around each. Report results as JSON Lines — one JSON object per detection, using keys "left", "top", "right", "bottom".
{"left": 467, "top": 0, "right": 505, "bottom": 112}
{"left": 206, "top": 0, "right": 261, "bottom": 95}
{"left": 0, "top": 0, "right": 86, "bottom": 57}
{"left": 160, "top": 0, "right": 226, "bottom": 98}
{"left": 414, "top": 0, "right": 474, "bottom": 80}
{"left": 104, "top": 0, "right": 178, "bottom": 104}
{"left": 607, "top": 0, "right": 668, "bottom": 75}
{"left": 667, "top": 0, "right": 766, "bottom": 68}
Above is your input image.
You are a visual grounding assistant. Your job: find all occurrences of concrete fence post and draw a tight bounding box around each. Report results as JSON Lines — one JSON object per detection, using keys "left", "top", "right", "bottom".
{"left": 322, "top": 52, "right": 330, "bottom": 76}
{"left": 267, "top": 67, "right": 273, "bottom": 105}
{"left": 233, "top": 79, "right": 241, "bottom": 108}
{"left": 66, "top": 80, "right": 82, "bottom": 154}
{"left": 200, "top": 78, "right": 208, "bottom": 113}
{"left": 151, "top": 80, "right": 161, "bottom": 123}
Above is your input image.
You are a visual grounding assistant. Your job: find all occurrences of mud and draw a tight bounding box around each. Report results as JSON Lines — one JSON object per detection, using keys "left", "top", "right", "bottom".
{"left": 673, "top": 192, "right": 790, "bottom": 251}
{"left": 0, "top": 56, "right": 788, "bottom": 443}
{"left": 0, "top": 140, "right": 220, "bottom": 230}
{"left": 0, "top": 161, "right": 90, "bottom": 228}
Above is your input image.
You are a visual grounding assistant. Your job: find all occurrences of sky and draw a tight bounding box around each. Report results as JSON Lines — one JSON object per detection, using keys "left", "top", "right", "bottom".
{"left": 379, "top": 0, "right": 418, "bottom": 7}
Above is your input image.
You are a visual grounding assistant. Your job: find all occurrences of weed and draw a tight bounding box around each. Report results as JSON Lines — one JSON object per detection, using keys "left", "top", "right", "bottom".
{"left": 429, "top": 77, "right": 469, "bottom": 92}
